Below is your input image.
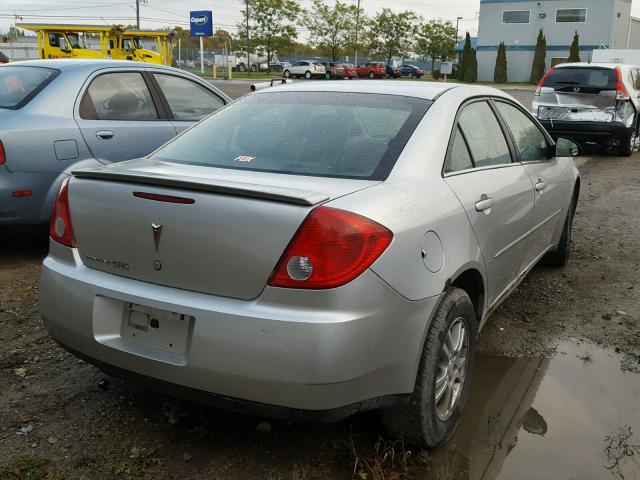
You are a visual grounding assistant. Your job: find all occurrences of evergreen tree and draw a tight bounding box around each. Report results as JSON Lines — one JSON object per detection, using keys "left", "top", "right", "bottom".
{"left": 530, "top": 29, "right": 547, "bottom": 83}
{"left": 568, "top": 31, "right": 581, "bottom": 62}
{"left": 494, "top": 42, "right": 508, "bottom": 83}
{"left": 457, "top": 32, "right": 471, "bottom": 82}
{"left": 464, "top": 47, "right": 478, "bottom": 82}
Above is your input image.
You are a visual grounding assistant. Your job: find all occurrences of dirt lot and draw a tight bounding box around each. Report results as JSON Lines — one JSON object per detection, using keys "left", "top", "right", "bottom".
{"left": 0, "top": 84, "right": 639, "bottom": 480}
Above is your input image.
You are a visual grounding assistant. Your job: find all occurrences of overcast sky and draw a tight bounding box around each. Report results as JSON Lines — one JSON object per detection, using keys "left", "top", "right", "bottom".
{"left": 2, "top": 0, "right": 640, "bottom": 40}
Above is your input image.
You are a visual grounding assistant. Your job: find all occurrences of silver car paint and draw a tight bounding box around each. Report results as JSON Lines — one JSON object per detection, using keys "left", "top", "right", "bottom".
{"left": 0, "top": 59, "right": 230, "bottom": 225}
{"left": 40, "top": 81, "right": 579, "bottom": 411}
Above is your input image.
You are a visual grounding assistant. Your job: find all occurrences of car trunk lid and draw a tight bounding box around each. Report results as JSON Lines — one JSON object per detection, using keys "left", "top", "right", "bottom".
{"left": 68, "top": 159, "right": 378, "bottom": 300}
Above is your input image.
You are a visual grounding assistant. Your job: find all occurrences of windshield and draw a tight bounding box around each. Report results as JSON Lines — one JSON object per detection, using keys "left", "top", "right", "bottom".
{"left": 66, "top": 33, "right": 81, "bottom": 49}
{"left": 0, "top": 66, "right": 58, "bottom": 109}
{"left": 543, "top": 67, "right": 617, "bottom": 90}
{"left": 152, "top": 91, "right": 430, "bottom": 180}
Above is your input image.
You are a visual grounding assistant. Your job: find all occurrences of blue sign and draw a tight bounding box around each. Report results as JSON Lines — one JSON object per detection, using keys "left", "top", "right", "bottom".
{"left": 190, "top": 10, "right": 213, "bottom": 37}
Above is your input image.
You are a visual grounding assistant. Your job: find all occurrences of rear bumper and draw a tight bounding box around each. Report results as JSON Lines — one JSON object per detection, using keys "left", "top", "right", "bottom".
{"left": 40, "top": 242, "right": 440, "bottom": 415}
{"left": 0, "top": 167, "right": 58, "bottom": 226}
{"left": 539, "top": 120, "right": 634, "bottom": 141}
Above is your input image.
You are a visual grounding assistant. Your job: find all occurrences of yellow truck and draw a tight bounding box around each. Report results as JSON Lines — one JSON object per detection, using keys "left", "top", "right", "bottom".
{"left": 17, "top": 23, "right": 173, "bottom": 65}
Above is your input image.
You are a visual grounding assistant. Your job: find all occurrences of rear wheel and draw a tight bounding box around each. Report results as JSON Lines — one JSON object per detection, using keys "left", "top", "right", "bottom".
{"left": 369, "top": 72, "right": 375, "bottom": 79}
{"left": 380, "top": 288, "right": 477, "bottom": 448}
{"left": 408, "top": 73, "right": 414, "bottom": 78}
{"left": 325, "top": 72, "right": 332, "bottom": 79}
{"left": 618, "top": 131, "right": 636, "bottom": 157}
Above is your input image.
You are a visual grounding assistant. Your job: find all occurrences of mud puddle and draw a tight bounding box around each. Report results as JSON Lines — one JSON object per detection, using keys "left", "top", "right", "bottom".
{"left": 420, "top": 341, "right": 640, "bottom": 480}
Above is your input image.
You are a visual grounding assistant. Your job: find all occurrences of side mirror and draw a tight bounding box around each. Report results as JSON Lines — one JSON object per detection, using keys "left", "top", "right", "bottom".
{"left": 555, "top": 137, "right": 580, "bottom": 157}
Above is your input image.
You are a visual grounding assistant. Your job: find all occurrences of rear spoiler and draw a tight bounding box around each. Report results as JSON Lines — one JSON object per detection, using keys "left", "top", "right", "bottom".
{"left": 71, "top": 169, "right": 329, "bottom": 206}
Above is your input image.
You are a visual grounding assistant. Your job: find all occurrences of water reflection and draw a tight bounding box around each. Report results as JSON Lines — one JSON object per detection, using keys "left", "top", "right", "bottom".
{"left": 411, "top": 342, "right": 640, "bottom": 480}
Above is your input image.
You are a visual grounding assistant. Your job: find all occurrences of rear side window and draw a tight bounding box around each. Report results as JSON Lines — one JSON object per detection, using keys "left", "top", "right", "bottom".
{"left": 153, "top": 74, "right": 224, "bottom": 121}
{"left": 0, "top": 66, "right": 59, "bottom": 109}
{"left": 457, "top": 101, "right": 512, "bottom": 169}
{"left": 80, "top": 72, "right": 158, "bottom": 120}
{"left": 445, "top": 127, "right": 474, "bottom": 173}
{"left": 152, "top": 91, "right": 430, "bottom": 180}
{"left": 543, "top": 68, "right": 616, "bottom": 91}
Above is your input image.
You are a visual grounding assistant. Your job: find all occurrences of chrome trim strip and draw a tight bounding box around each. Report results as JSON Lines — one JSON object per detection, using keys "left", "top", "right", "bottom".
{"left": 494, "top": 208, "right": 563, "bottom": 259}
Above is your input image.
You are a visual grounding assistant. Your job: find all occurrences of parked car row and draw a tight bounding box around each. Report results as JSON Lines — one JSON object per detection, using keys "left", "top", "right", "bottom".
{"left": 283, "top": 60, "right": 424, "bottom": 80}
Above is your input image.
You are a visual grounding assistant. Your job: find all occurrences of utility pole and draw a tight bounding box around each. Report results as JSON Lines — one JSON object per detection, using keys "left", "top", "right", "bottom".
{"left": 136, "top": 0, "right": 140, "bottom": 29}
{"left": 246, "top": 0, "right": 251, "bottom": 74}
{"left": 354, "top": 0, "right": 361, "bottom": 66}
{"left": 456, "top": 16, "right": 463, "bottom": 40}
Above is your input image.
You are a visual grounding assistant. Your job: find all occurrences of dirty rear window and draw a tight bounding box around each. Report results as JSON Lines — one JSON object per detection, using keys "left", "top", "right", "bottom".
{"left": 0, "top": 66, "right": 59, "bottom": 109}
{"left": 543, "top": 68, "right": 616, "bottom": 90}
{"left": 152, "top": 91, "right": 430, "bottom": 180}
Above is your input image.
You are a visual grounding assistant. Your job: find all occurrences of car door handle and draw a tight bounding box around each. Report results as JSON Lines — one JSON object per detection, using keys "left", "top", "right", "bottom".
{"left": 475, "top": 195, "right": 494, "bottom": 212}
{"left": 96, "top": 130, "right": 114, "bottom": 140}
{"left": 535, "top": 179, "right": 547, "bottom": 192}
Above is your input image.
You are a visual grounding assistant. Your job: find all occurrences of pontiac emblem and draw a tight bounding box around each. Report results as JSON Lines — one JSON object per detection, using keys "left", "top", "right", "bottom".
{"left": 151, "top": 223, "right": 162, "bottom": 251}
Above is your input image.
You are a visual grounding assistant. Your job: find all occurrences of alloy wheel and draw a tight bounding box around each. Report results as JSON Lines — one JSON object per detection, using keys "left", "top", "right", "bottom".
{"left": 434, "top": 317, "right": 469, "bottom": 421}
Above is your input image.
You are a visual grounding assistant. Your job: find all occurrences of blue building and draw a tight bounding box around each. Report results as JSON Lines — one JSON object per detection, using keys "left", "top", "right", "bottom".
{"left": 476, "top": 0, "right": 640, "bottom": 81}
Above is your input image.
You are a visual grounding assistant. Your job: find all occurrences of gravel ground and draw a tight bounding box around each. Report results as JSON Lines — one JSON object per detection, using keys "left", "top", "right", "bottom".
{"left": 0, "top": 82, "right": 638, "bottom": 479}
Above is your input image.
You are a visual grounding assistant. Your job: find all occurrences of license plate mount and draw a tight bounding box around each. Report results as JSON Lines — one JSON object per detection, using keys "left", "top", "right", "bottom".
{"left": 121, "top": 303, "right": 193, "bottom": 355}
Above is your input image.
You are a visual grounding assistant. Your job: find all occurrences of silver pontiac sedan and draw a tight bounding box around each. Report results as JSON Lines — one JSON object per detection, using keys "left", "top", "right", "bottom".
{"left": 40, "top": 81, "right": 580, "bottom": 447}
{"left": 0, "top": 60, "right": 230, "bottom": 226}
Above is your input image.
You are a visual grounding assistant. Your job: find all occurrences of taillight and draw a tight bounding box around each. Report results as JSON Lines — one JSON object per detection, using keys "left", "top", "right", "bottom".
{"left": 269, "top": 206, "right": 393, "bottom": 289}
{"left": 615, "top": 66, "right": 630, "bottom": 100}
{"left": 535, "top": 66, "right": 555, "bottom": 96}
{"left": 0, "top": 140, "right": 5, "bottom": 166}
{"left": 50, "top": 177, "right": 76, "bottom": 247}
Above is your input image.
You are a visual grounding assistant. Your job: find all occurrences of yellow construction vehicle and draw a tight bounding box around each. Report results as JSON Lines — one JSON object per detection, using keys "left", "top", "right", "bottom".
{"left": 110, "top": 29, "right": 174, "bottom": 65}
{"left": 17, "top": 23, "right": 174, "bottom": 65}
{"left": 17, "top": 23, "right": 106, "bottom": 59}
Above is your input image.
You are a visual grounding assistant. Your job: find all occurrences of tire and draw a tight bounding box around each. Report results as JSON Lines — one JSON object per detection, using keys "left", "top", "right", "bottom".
{"left": 283, "top": 70, "right": 291, "bottom": 78}
{"left": 325, "top": 72, "right": 331, "bottom": 79}
{"left": 618, "top": 132, "right": 635, "bottom": 157}
{"left": 409, "top": 73, "right": 414, "bottom": 78}
{"left": 250, "top": 64, "right": 257, "bottom": 72}
{"left": 543, "top": 193, "right": 577, "bottom": 266}
{"left": 380, "top": 288, "right": 477, "bottom": 448}
{"left": 305, "top": 71, "right": 312, "bottom": 80}
{"left": 369, "top": 72, "right": 375, "bottom": 79}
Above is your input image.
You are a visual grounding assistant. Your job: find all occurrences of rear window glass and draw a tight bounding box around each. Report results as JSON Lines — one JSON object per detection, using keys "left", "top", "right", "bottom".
{"left": 543, "top": 68, "right": 616, "bottom": 89}
{"left": 152, "top": 91, "right": 430, "bottom": 180}
{"left": 0, "top": 66, "right": 58, "bottom": 109}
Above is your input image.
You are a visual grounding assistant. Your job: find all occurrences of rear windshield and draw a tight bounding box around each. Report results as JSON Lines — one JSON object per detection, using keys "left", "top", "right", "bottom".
{"left": 543, "top": 67, "right": 616, "bottom": 90}
{"left": 0, "top": 66, "right": 59, "bottom": 109}
{"left": 152, "top": 91, "right": 430, "bottom": 180}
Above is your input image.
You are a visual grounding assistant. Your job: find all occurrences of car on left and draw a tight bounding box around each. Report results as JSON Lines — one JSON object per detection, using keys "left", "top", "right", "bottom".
{"left": 0, "top": 59, "right": 230, "bottom": 226}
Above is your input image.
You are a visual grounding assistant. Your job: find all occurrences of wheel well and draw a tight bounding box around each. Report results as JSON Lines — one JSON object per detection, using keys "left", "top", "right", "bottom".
{"left": 451, "top": 269, "right": 484, "bottom": 322}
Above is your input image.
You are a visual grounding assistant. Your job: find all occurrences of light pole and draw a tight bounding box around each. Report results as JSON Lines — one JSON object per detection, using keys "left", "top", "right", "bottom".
{"left": 354, "top": 0, "right": 361, "bottom": 66}
{"left": 456, "top": 16, "right": 463, "bottom": 40}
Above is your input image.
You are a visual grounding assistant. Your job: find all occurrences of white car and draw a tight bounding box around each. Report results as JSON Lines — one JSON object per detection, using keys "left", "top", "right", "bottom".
{"left": 283, "top": 60, "right": 326, "bottom": 79}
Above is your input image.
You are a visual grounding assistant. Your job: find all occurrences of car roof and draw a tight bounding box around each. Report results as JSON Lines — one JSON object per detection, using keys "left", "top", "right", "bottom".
{"left": 554, "top": 62, "right": 623, "bottom": 69}
{"left": 4, "top": 58, "right": 179, "bottom": 72}
{"left": 255, "top": 80, "right": 504, "bottom": 101}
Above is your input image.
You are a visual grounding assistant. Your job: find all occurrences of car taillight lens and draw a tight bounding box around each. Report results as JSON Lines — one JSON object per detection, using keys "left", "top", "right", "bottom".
{"left": 615, "top": 66, "right": 630, "bottom": 100}
{"left": 0, "top": 140, "right": 5, "bottom": 166}
{"left": 269, "top": 206, "right": 393, "bottom": 289}
{"left": 50, "top": 177, "right": 76, "bottom": 247}
{"left": 535, "top": 66, "right": 555, "bottom": 96}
